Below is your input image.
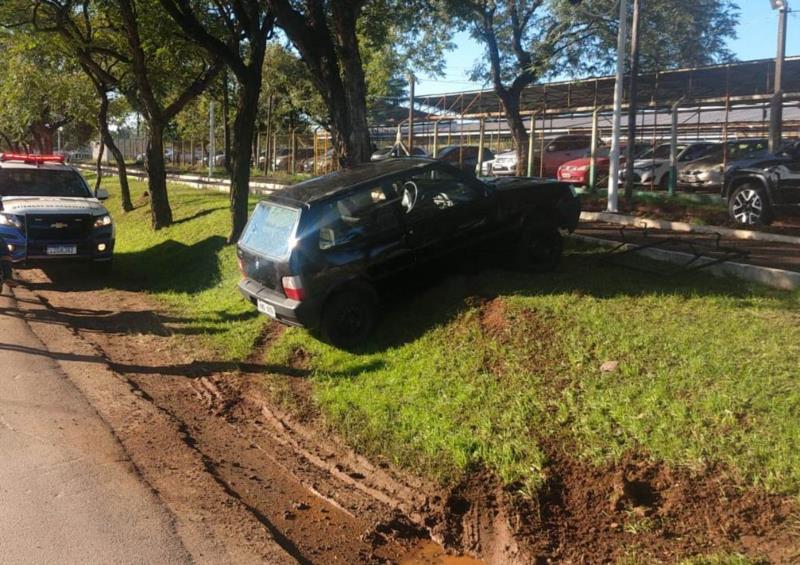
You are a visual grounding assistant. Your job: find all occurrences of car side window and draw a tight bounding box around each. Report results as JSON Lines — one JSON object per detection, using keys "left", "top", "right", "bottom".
{"left": 393, "top": 167, "right": 481, "bottom": 216}
{"left": 318, "top": 185, "right": 399, "bottom": 250}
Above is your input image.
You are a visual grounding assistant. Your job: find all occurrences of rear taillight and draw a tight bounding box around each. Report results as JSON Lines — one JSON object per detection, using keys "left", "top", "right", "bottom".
{"left": 282, "top": 276, "right": 305, "bottom": 301}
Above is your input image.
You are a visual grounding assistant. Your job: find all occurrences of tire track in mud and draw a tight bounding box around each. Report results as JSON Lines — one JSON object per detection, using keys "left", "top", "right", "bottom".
{"left": 11, "top": 272, "right": 464, "bottom": 564}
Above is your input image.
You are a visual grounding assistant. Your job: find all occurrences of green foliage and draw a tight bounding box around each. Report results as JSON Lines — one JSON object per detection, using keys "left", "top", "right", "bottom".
{"left": 0, "top": 29, "right": 96, "bottom": 149}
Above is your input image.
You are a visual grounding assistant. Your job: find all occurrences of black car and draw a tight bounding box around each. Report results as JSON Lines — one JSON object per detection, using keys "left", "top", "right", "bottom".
{"left": 722, "top": 141, "right": 800, "bottom": 225}
{"left": 237, "top": 158, "right": 580, "bottom": 347}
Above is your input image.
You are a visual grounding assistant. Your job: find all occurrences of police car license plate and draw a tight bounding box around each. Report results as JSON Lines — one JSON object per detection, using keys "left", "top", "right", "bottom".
{"left": 46, "top": 245, "right": 77, "bottom": 256}
{"left": 257, "top": 300, "right": 276, "bottom": 318}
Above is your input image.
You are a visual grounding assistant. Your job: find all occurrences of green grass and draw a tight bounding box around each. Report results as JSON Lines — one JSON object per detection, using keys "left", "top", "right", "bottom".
{"left": 88, "top": 173, "right": 267, "bottom": 359}
{"left": 91, "top": 173, "right": 800, "bottom": 497}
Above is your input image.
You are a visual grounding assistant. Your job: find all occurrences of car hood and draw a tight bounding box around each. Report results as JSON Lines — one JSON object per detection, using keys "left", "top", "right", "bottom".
{"left": 493, "top": 151, "right": 517, "bottom": 161}
{"left": 727, "top": 154, "right": 792, "bottom": 173}
{"left": 633, "top": 158, "right": 668, "bottom": 168}
{"left": 0, "top": 196, "right": 107, "bottom": 215}
{"left": 560, "top": 157, "right": 611, "bottom": 168}
{"left": 680, "top": 154, "right": 723, "bottom": 171}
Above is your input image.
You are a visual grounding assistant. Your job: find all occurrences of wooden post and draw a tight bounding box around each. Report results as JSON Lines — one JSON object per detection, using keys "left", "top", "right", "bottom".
{"left": 527, "top": 114, "right": 536, "bottom": 177}
{"left": 589, "top": 108, "right": 600, "bottom": 192}
{"left": 477, "top": 118, "right": 485, "bottom": 176}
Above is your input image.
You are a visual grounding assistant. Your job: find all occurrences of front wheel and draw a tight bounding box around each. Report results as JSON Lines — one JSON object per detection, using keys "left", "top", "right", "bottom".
{"left": 516, "top": 227, "right": 563, "bottom": 273}
{"left": 321, "top": 289, "right": 377, "bottom": 349}
{"left": 729, "top": 183, "right": 773, "bottom": 226}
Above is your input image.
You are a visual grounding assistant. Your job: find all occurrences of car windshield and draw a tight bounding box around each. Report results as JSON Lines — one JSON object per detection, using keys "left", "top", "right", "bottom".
{"left": 638, "top": 145, "right": 683, "bottom": 160}
{"left": 0, "top": 169, "right": 91, "bottom": 198}
{"left": 239, "top": 202, "right": 301, "bottom": 259}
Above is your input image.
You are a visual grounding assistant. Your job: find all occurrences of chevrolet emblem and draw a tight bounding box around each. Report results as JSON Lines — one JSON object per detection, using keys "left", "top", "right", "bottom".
{"left": 51, "top": 222, "right": 69, "bottom": 229}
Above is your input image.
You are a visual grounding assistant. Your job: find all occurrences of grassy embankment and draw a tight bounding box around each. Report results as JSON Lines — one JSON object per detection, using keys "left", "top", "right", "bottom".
{"left": 94, "top": 174, "right": 799, "bottom": 500}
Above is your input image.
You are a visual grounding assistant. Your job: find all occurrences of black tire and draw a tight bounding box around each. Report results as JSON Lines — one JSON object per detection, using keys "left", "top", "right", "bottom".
{"left": 728, "top": 183, "right": 773, "bottom": 226}
{"left": 321, "top": 288, "right": 377, "bottom": 349}
{"left": 516, "top": 226, "right": 563, "bottom": 273}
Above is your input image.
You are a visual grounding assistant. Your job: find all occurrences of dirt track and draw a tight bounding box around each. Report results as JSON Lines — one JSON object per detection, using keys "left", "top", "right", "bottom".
{"left": 10, "top": 269, "right": 485, "bottom": 565}
{"left": 7, "top": 267, "right": 800, "bottom": 564}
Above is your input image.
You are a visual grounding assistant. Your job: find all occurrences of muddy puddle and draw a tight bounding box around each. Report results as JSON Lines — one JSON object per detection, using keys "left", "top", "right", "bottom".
{"left": 399, "top": 540, "right": 484, "bottom": 565}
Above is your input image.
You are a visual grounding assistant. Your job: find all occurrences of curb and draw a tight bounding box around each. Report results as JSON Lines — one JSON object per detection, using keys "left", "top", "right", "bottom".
{"left": 580, "top": 211, "right": 800, "bottom": 246}
{"left": 571, "top": 233, "right": 800, "bottom": 291}
{"left": 77, "top": 164, "right": 286, "bottom": 196}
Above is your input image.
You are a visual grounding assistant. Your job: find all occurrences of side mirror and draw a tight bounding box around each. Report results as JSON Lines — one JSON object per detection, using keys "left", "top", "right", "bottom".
{"left": 96, "top": 188, "right": 109, "bottom": 201}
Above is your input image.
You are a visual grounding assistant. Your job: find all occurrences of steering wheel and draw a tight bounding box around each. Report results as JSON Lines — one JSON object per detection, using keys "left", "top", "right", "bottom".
{"left": 401, "top": 181, "right": 418, "bottom": 213}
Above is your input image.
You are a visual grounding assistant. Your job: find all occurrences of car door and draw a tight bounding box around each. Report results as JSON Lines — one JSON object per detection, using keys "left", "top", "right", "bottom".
{"left": 313, "top": 183, "right": 414, "bottom": 283}
{"left": 774, "top": 144, "right": 800, "bottom": 207}
{"left": 394, "top": 165, "right": 491, "bottom": 263}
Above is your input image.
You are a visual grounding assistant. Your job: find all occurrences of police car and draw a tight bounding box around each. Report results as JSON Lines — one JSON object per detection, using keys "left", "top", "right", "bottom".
{"left": 0, "top": 153, "right": 114, "bottom": 271}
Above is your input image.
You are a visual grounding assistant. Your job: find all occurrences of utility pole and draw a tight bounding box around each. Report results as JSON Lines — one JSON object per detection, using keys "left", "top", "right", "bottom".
{"left": 769, "top": 0, "right": 789, "bottom": 154}
{"left": 407, "top": 73, "right": 415, "bottom": 153}
{"left": 607, "top": 0, "right": 629, "bottom": 213}
{"left": 624, "top": 0, "right": 641, "bottom": 200}
{"left": 209, "top": 100, "right": 215, "bottom": 178}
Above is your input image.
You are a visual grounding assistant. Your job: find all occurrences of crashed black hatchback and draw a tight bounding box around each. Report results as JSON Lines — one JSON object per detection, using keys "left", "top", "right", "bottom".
{"left": 237, "top": 158, "right": 580, "bottom": 347}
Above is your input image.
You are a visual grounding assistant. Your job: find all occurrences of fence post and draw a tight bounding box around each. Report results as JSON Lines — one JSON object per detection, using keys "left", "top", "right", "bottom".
{"left": 477, "top": 118, "right": 485, "bottom": 176}
{"left": 589, "top": 108, "right": 600, "bottom": 192}
{"left": 432, "top": 121, "right": 439, "bottom": 158}
{"left": 527, "top": 114, "right": 536, "bottom": 177}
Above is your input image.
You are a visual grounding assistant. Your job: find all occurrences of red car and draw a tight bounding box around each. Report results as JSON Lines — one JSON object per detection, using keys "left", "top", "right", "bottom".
{"left": 557, "top": 144, "right": 650, "bottom": 186}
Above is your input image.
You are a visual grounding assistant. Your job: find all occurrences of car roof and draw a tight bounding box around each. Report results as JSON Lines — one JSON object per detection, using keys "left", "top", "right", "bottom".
{"left": 0, "top": 161, "right": 77, "bottom": 172}
{"left": 268, "top": 158, "right": 437, "bottom": 205}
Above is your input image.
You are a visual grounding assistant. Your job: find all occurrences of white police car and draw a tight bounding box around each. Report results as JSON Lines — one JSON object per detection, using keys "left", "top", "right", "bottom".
{"left": 0, "top": 154, "right": 115, "bottom": 272}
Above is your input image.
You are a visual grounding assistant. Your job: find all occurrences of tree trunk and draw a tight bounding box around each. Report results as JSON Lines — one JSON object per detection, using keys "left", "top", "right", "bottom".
{"left": 222, "top": 71, "right": 232, "bottom": 175}
{"left": 331, "top": 3, "right": 372, "bottom": 166}
{"left": 97, "top": 92, "right": 134, "bottom": 211}
{"left": 228, "top": 70, "right": 262, "bottom": 244}
{"left": 498, "top": 91, "right": 530, "bottom": 176}
{"left": 95, "top": 138, "right": 105, "bottom": 191}
{"left": 146, "top": 122, "right": 173, "bottom": 229}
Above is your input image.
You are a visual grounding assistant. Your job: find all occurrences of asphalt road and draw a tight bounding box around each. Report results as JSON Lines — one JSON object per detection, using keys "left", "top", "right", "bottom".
{"left": 0, "top": 287, "right": 192, "bottom": 565}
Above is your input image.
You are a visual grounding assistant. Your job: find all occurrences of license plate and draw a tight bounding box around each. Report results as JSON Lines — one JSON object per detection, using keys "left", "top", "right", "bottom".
{"left": 257, "top": 300, "right": 276, "bottom": 318}
{"left": 561, "top": 172, "right": 573, "bottom": 179}
{"left": 46, "top": 245, "right": 77, "bottom": 256}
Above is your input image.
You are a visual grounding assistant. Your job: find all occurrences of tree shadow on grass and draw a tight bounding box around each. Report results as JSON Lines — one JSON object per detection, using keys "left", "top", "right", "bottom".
{"left": 353, "top": 243, "right": 799, "bottom": 354}
{"left": 25, "top": 235, "right": 227, "bottom": 295}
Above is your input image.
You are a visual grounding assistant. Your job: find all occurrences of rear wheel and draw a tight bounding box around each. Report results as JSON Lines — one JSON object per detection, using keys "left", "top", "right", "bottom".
{"left": 321, "top": 288, "right": 377, "bottom": 349}
{"left": 729, "top": 183, "right": 773, "bottom": 226}
{"left": 516, "top": 226, "right": 563, "bottom": 273}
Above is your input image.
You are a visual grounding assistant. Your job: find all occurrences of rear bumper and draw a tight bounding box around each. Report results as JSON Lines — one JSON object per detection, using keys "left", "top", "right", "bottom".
{"left": 558, "top": 194, "right": 582, "bottom": 232}
{"left": 239, "top": 278, "right": 318, "bottom": 329}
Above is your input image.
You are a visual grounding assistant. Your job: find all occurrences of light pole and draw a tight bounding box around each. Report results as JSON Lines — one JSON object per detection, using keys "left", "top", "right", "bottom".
{"left": 607, "top": 0, "right": 629, "bottom": 213}
{"left": 769, "top": 0, "right": 789, "bottom": 154}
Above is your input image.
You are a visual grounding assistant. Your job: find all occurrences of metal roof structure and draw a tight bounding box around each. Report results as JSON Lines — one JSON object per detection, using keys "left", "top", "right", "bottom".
{"left": 416, "top": 56, "right": 800, "bottom": 118}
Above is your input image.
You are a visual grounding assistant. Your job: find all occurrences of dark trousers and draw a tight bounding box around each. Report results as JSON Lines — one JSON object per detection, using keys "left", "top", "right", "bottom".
{"left": 0, "top": 238, "right": 12, "bottom": 281}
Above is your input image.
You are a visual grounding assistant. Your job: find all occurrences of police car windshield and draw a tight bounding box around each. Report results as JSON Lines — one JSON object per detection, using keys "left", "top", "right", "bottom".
{"left": 0, "top": 169, "right": 92, "bottom": 198}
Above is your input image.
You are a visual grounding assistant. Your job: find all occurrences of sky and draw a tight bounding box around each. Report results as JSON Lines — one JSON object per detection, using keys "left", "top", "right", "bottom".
{"left": 414, "top": 1, "right": 800, "bottom": 96}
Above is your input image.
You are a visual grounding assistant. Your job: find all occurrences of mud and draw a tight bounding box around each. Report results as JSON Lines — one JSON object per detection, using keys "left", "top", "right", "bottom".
{"left": 11, "top": 268, "right": 800, "bottom": 564}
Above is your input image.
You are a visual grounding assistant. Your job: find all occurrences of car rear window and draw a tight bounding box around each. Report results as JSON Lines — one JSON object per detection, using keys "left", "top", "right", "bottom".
{"left": 239, "top": 202, "right": 301, "bottom": 259}
{"left": 0, "top": 169, "right": 91, "bottom": 198}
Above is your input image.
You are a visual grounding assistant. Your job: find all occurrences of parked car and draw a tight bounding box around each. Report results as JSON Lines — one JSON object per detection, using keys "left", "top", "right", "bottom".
{"left": 621, "top": 141, "right": 718, "bottom": 189}
{"left": 0, "top": 153, "right": 114, "bottom": 272}
{"left": 436, "top": 145, "right": 495, "bottom": 174}
{"left": 484, "top": 135, "right": 595, "bottom": 178}
{"left": 371, "top": 146, "right": 429, "bottom": 162}
{"left": 135, "top": 149, "right": 174, "bottom": 166}
{"left": 678, "top": 139, "right": 769, "bottom": 191}
{"left": 201, "top": 152, "right": 226, "bottom": 167}
{"left": 722, "top": 140, "right": 800, "bottom": 226}
{"left": 237, "top": 158, "right": 580, "bottom": 347}
{"left": 300, "top": 148, "right": 335, "bottom": 174}
{"left": 273, "top": 148, "right": 314, "bottom": 171}
{"left": 557, "top": 143, "right": 651, "bottom": 186}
